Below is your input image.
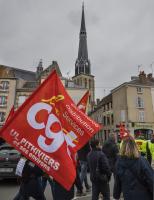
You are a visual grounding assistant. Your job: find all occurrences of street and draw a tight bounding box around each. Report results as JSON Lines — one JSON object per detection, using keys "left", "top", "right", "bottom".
{"left": 0, "top": 175, "right": 115, "bottom": 200}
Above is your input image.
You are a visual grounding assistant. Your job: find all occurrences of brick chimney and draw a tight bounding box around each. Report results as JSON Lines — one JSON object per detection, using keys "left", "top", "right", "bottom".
{"left": 139, "top": 71, "right": 147, "bottom": 83}
{"left": 147, "top": 73, "right": 154, "bottom": 81}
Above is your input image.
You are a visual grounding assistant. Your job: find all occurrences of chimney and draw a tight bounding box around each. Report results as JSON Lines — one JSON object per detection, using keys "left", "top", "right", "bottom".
{"left": 147, "top": 73, "right": 154, "bottom": 81}
{"left": 139, "top": 71, "right": 146, "bottom": 83}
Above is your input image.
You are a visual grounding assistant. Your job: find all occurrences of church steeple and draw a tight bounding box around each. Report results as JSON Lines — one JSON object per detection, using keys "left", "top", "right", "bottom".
{"left": 36, "top": 59, "right": 43, "bottom": 79}
{"left": 75, "top": 3, "right": 91, "bottom": 76}
{"left": 80, "top": 3, "right": 86, "bottom": 34}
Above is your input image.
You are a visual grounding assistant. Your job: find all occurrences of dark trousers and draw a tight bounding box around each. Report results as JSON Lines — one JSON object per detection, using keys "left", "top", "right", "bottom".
{"left": 18, "top": 177, "right": 46, "bottom": 200}
{"left": 75, "top": 168, "right": 83, "bottom": 192}
{"left": 79, "top": 160, "right": 90, "bottom": 189}
{"left": 92, "top": 181, "right": 110, "bottom": 200}
{"left": 53, "top": 180, "right": 74, "bottom": 200}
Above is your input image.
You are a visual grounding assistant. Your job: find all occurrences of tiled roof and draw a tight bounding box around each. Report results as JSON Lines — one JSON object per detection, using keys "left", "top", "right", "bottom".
{"left": 0, "top": 65, "right": 36, "bottom": 81}
{"left": 22, "top": 81, "right": 39, "bottom": 88}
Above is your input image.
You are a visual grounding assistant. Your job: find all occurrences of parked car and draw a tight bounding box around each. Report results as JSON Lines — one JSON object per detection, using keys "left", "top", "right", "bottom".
{"left": 0, "top": 143, "right": 20, "bottom": 179}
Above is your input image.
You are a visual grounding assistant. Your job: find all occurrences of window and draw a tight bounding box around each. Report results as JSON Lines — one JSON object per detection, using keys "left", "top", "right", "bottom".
{"left": 0, "top": 81, "right": 9, "bottom": 90}
{"left": 0, "top": 112, "right": 5, "bottom": 122}
{"left": 80, "top": 79, "right": 82, "bottom": 86}
{"left": 67, "top": 81, "right": 74, "bottom": 88}
{"left": 89, "top": 79, "right": 91, "bottom": 89}
{"left": 0, "top": 96, "right": 7, "bottom": 106}
{"left": 136, "top": 97, "right": 144, "bottom": 108}
{"left": 111, "top": 114, "right": 114, "bottom": 124}
{"left": 120, "top": 110, "right": 126, "bottom": 122}
{"left": 139, "top": 111, "right": 145, "bottom": 122}
{"left": 103, "top": 116, "right": 106, "bottom": 125}
{"left": 107, "top": 116, "right": 110, "bottom": 125}
{"left": 137, "top": 87, "right": 143, "bottom": 93}
{"left": 85, "top": 78, "right": 87, "bottom": 88}
{"left": 107, "top": 103, "right": 110, "bottom": 110}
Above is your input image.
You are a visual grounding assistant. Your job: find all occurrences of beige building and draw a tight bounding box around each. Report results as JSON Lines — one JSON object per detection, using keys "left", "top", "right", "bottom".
{"left": 90, "top": 71, "right": 154, "bottom": 141}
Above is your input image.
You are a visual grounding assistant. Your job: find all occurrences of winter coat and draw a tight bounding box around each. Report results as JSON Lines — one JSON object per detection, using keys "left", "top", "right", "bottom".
{"left": 78, "top": 142, "right": 91, "bottom": 161}
{"left": 87, "top": 148, "right": 111, "bottom": 183}
{"left": 102, "top": 138, "right": 119, "bottom": 172}
{"left": 113, "top": 156, "right": 154, "bottom": 200}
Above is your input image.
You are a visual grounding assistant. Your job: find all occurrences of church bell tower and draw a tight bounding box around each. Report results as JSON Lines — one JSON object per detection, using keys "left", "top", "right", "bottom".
{"left": 72, "top": 3, "right": 95, "bottom": 111}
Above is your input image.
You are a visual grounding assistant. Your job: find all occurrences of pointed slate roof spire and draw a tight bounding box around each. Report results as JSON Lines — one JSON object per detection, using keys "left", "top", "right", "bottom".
{"left": 80, "top": 2, "right": 86, "bottom": 34}
{"left": 75, "top": 3, "right": 91, "bottom": 76}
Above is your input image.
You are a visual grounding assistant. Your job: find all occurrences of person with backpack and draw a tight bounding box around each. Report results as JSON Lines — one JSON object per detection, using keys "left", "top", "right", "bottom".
{"left": 113, "top": 137, "right": 154, "bottom": 200}
{"left": 102, "top": 132, "right": 119, "bottom": 176}
{"left": 87, "top": 139, "right": 111, "bottom": 200}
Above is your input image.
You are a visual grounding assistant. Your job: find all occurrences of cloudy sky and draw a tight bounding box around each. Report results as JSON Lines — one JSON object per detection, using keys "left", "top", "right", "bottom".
{"left": 0, "top": 0, "right": 154, "bottom": 99}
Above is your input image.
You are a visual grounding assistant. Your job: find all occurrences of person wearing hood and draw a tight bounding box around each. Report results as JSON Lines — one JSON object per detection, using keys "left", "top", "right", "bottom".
{"left": 113, "top": 137, "right": 153, "bottom": 200}
{"left": 102, "top": 132, "right": 119, "bottom": 176}
{"left": 146, "top": 133, "right": 154, "bottom": 165}
{"left": 87, "top": 139, "right": 111, "bottom": 200}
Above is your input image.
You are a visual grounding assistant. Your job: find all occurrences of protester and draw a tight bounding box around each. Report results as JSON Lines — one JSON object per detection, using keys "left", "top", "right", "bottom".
{"left": 13, "top": 157, "right": 46, "bottom": 200}
{"left": 102, "top": 132, "right": 119, "bottom": 176}
{"left": 113, "top": 137, "right": 154, "bottom": 200}
{"left": 87, "top": 139, "right": 111, "bottom": 200}
{"left": 146, "top": 133, "right": 154, "bottom": 165}
{"left": 134, "top": 134, "right": 147, "bottom": 157}
{"left": 77, "top": 141, "right": 91, "bottom": 192}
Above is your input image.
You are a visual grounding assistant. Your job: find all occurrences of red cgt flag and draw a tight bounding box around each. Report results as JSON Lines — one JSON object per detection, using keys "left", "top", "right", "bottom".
{"left": 77, "top": 90, "right": 90, "bottom": 113}
{"left": 0, "top": 70, "right": 100, "bottom": 190}
{"left": 119, "top": 123, "right": 130, "bottom": 139}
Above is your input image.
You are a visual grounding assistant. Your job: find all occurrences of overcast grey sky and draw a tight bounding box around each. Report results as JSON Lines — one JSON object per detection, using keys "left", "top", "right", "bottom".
{"left": 0, "top": 0, "right": 154, "bottom": 99}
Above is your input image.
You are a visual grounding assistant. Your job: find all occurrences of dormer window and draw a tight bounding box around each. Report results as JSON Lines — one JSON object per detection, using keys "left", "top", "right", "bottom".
{"left": 137, "top": 87, "right": 143, "bottom": 93}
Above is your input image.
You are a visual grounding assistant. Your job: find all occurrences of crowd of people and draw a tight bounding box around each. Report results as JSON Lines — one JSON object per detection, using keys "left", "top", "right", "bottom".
{"left": 12, "top": 133, "right": 154, "bottom": 200}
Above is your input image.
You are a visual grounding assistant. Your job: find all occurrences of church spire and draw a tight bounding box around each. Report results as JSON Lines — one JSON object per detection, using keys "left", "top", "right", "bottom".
{"left": 75, "top": 3, "right": 91, "bottom": 76}
{"left": 80, "top": 2, "right": 86, "bottom": 34}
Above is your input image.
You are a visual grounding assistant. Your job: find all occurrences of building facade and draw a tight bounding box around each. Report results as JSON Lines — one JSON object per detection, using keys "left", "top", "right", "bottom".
{"left": 90, "top": 71, "right": 154, "bottom": 141}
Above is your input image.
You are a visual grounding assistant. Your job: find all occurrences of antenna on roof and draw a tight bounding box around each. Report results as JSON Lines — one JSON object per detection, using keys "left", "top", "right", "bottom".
{"left": 138, "top": 64, "right": 142, "bottom": 73}
{"left": 150, "top": 62, "right": 154, "bottom": 76}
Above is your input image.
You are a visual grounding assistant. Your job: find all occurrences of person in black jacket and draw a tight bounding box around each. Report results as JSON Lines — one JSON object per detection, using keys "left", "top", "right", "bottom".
{"left": 113, "top": 137, "right": 154, "bottom": 200}
{"left": 87, "top": 139, "right": 111, "bottom": 200}
{"left": 102, "top": 132, "right": 119, "bottom": 176}
{"left": 13, "top": 157, "right": 46, "bottom": 200}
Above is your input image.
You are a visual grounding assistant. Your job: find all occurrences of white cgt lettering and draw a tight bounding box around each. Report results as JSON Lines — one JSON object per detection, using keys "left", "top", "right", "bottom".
{"left": 27, "top": 102, "right": 64, "bottom": 153}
